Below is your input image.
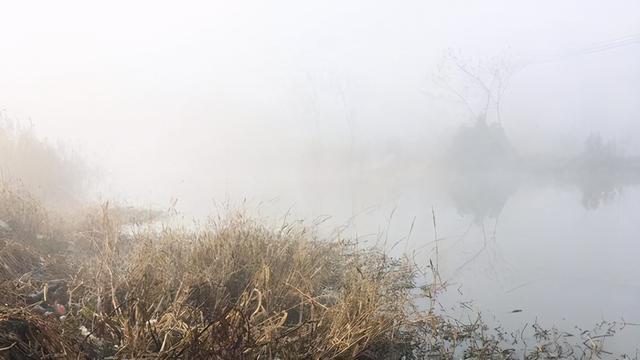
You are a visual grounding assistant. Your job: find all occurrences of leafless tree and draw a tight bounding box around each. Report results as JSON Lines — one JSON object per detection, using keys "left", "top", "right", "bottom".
{"left": 432, "top": 50, "right": 515, "bottom": 124}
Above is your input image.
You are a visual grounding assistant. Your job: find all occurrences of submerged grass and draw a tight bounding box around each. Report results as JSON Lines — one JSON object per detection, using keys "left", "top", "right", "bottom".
{"left": 0, "top": 182, "right": 634, "bottom": 359}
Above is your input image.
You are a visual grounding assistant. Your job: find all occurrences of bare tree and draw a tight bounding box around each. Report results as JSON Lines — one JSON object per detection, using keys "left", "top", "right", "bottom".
{"left": 432, "top": 50, "right": 515, "bottom": 125}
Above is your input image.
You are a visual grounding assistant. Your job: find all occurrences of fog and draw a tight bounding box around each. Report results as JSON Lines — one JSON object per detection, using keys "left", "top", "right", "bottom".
{"left": 2, "top": 0, "right": 640, "bottom": 353}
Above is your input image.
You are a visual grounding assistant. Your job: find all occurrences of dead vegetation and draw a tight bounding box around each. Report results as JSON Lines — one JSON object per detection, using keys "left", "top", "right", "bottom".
{"left": 0, "top": 116, "right": 90, "bottom": 206}
{"left": 0, "top": 181, "right": 635, "bottom": 359}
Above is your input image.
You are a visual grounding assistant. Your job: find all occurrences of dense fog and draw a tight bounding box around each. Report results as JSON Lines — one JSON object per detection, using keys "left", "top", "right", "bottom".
{"left": 2, "top": 0, "right": 640, "bottom": 354}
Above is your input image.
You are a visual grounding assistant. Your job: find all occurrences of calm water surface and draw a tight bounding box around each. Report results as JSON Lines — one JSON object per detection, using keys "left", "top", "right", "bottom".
{"left": 287, "top": 168, "right": 640, "bottom": 352}
{"left": 171, "top": 163, "right": 640, "bottom": 353}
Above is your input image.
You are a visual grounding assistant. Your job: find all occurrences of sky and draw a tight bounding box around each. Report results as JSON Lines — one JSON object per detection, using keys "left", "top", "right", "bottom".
{"left": 1, "top": 0, "right": 640, "bottom": 208}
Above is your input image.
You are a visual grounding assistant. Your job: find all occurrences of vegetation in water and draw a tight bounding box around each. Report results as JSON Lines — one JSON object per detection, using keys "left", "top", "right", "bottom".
{"left": 0, "top": 179, "right": 635, "bottom": 359}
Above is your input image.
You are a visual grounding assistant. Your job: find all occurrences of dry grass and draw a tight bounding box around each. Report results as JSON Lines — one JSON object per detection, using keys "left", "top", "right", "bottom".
{"left": 67, "top": 209, "right": 418, "bottom": 359}
{"left": 0, "top": 181, "right": 633, "bottom": 359}
{"left": 0, "top": 307, "right": 84, "bottom": 359}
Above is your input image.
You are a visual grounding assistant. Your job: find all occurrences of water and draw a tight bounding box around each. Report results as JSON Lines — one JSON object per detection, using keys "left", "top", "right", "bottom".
{"left": 159, "top": 151, "right": 640, "bottom": 353}
{"left": 229, "top": 163, "right": 640, "bottom": 353}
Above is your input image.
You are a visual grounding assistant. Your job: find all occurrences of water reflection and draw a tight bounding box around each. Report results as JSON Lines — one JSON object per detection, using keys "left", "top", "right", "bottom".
{"left": 441, "top": 119, "right": 520, "bottom": 232}
{"left": 559, "top": 134, "right": 640, "bottom": 210}
{"left": 443, "top": 126, "right": 640, "bottom": 213}
{"left": 576, "top": 174, "right": 622, "bottom": 210}
{"left": 433, "top": 128, "right": 640, "bottom": 282}
{"left": 446, "top": 170, "right": 520, "bottom": 223}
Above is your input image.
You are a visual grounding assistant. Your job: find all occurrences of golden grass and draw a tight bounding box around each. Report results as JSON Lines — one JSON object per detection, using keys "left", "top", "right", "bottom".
{"left": 67, "top": 209, "right": 418, "bottom": 359}
{"left": 0, "top": 181, "right": 629, "bottom": 359}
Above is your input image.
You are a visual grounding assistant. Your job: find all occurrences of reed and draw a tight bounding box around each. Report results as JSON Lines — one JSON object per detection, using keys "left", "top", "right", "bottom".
{"left": 0, "top": 182, "right": 629, "bottom": 359}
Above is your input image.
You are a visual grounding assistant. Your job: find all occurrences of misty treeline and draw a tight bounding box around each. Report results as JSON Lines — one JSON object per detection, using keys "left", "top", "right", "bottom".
{"left": 0, "top": 115, "right": 90, "bottom": 205}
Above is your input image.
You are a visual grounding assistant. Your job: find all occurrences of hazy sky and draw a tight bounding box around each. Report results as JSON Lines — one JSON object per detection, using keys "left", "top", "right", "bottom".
{"left": 2, "top": 0, "right": 640, "bottom": 206}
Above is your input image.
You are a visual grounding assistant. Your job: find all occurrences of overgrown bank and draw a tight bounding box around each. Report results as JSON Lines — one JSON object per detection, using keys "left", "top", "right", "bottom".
{"left": 0, "top": 183, "right": 632, "bottom": 359}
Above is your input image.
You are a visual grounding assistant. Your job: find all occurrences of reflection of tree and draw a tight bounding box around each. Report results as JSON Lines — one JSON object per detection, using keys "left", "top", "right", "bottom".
{"left": 447, "top": 171, "right": 519, "bottom": 224}
{"left": 445, "top": 118, "right": 519, "bottom": 223}
{"left": 578, "top": 176, "right": 620, "bottom": 210}
{"left": 450, "top": 216, "right": 510, "bottom": 281}
{"left": 568, "top": 133, "right": 638, "bottom": 210}
{"left": 442, "top": 121, "right": 520, "bottom": 276}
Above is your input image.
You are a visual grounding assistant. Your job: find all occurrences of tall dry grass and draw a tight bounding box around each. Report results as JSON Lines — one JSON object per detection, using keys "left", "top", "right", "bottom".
{"left": 0, "top": 181, "right": 631, "bottom": 359}
{"left": 68, "top": 208, "right": 419, "bottom": 359}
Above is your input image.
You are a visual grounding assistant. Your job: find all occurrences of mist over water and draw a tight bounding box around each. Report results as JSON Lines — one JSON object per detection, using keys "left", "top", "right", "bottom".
{"left": 2, "top": 0, "right": 640, "bottom": 354}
